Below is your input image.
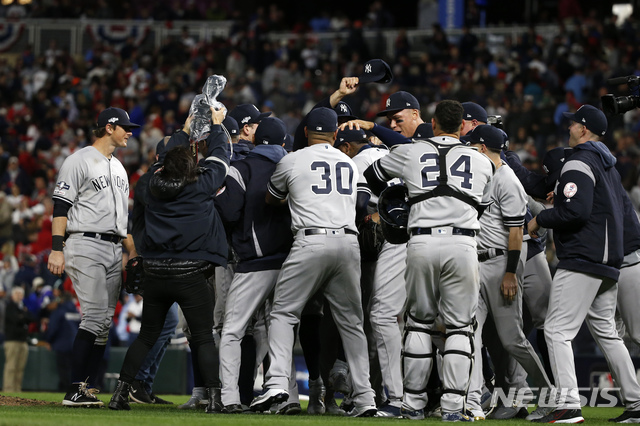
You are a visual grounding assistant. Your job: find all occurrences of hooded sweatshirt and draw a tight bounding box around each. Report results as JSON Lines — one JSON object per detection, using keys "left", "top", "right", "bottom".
{"left": 537, "top": 141, "right": 625, "bottom": 281}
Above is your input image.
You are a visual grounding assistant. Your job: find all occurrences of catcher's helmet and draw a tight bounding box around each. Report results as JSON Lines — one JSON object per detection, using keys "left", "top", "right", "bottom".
{"left": 378, "top": 184, "right": 410, "bottom": 244}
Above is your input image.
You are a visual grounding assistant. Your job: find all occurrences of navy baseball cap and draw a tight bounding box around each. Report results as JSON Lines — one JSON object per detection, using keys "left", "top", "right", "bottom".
{"left": 228, "top": 103, "right": 271, "bottom": 126}
{"left": 466, "top": 124, "right": 506, "bottom": 151}
{"left": 222, "top": 116, "right": 239, "bottom": 136}
{"left": 307, "top": 107, "right": 338, "bottom": 133}
{"left": 543, "top": 147, "right": 573, "bottom": 183}
{"left": 376, "top": 91, "right": 420, "bottom": 117}
{"left": 155, "top": 139, "right": 165, "bottom": 156}
{"left": 254, "top": 117, "right": 287, "bottom": 145}
{"left": 462, "top": 102, "right": 488, "bottom": 123}
{"left": 334, "top": 128, "right": 367, "bottom": 149}
{"left": 283, "top": 133, "right": 294, "bottom": 152}
{"left": 563, "top": 104, "right": 608, "bottom": 136}
{"left": 335, "top": 101, "right": 357, "bottom": 121}
{"left": 97, "top": 107, "right": 140, "bottom": 128}
{"left": 358, "top": 59, "right": 393, "bottom": 84}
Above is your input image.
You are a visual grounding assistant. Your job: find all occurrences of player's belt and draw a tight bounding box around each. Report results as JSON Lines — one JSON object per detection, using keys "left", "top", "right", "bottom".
{"left": 477, "top": 248, "right": 505, "bottom": 262}
{"left": 410, "top": 227, "right": 476, "bottom": 238}
{"left": 82, "top": 232, "right": 123, "bottom": 244}
{"left": 304, "top": 228, "right": 357, "bottom": 236}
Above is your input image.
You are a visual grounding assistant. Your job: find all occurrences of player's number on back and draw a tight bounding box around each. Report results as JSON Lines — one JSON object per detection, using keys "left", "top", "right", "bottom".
{"left": 420, "top": 153, "right": 473, "bottom": 189}
{"left": 310, "top": 161, "right": 353, "bottom": 195}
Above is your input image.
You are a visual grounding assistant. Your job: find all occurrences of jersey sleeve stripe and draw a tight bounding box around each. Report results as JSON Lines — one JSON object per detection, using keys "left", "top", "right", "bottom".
{"left": 227, "top": 166, "right": 246, "bottom": 192}
{"left": 357, "top": 182, "right": 372, "bottom": 196}
{"left": 267, "top": 181, "right": 287, "bottom": 200}
{"left": 560, "top": 160, "right": 595, "bottom": 185}
{"left": 503, "top": 215, "right": 525, "bottom": 227}
{"left": 372, "top": 160, "right": 393, "bottom": 182}
{"left": 52, "top": 195, "right": 74, "bottom": 206}
{"left": 205, "top": 156, "right": 230, "bottom": 176}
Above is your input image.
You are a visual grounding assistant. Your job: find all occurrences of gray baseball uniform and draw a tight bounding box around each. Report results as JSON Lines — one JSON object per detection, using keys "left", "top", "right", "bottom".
{"left": 369, "top": 136, "right": 493, "bottom": 414}
{"left": 352, "top": 146, "right": 406, "bottom": 404}
{"left": 262, "top": 143, "right": 376, "bottom": 409}
{"left": 53, "top": 146, "right": 129, "bottom": 344}
{"left": 467, "top": 162, "right": 552, "bottom": 412}
{"left": 618, "top": 249, "right": 640, "bottom": 349}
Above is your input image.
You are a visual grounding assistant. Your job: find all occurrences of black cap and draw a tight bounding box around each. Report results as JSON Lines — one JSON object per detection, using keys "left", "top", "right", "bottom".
{"left": 307, "top": 107, "right": 338, "bottom": 133}
{"left": 562, "top": 104, "right": 608, "bottom": 136}
{"left": 376, "top": 91, "right": 420, "bottom": 117}
{"left": 155, "top": 139, "right": 165, "bottom": 156}
{"left": 465, "top": 124, "right": 507, "bottom": 151}
{"left": 97, "top": 107, "right": 140, "bottom": 128}
{"left": 543, "top": 147, "right": 573, "bottom": 183}
{"left": 358, "top": 59, "right": 393, "bottom": 84}
{"left": 414, "top": 122, "right": 434, "bottom": 139}
{"left": 283, "top": 133, "right": 293, "bottom": 152}
{"left": 222, "top": 116, "right": 239, "bottom": 136}
{"left": 228, "top": 104, "right": 272, "bottom": 126}
{"left": 462, "top": 102, "right": 488, "bottom": 123}
{"left": 334, "top": 128, "right": 367, "bottom": 149}
{"left": 335, "top": 101, "right": 357, "bottom": 121}
{"left": 254, "top": 117, "right": 287, "bottom": 145}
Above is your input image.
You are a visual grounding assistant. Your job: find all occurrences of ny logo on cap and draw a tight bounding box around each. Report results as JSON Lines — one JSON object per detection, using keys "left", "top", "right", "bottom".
{"left": 386, "top": 99, "right": 391, "bottom": 107}
{"left": 340, "top": 104, "right": 348, "bottom": 113}
{"left": 365, "top": 64, "right": 372, "bottom": 73}
{"left": 108, "top": 117, "right": 118, "bottom": 123}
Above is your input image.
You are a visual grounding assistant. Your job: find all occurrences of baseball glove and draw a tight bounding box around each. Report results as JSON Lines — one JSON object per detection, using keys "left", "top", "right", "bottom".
{"left": 125, "top": 256, "right": 145, "bottom": 295}
{"left": 357, "top": 217, "right": 385, "bottom": 261}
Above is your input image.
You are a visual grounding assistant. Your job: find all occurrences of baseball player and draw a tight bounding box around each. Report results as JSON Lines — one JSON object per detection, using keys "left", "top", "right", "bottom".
{"left": 49, "top": 107, "right": 139, "bottom": 407}
{"left": 334, "top": 127, "right": 407, "bottom": 417}
{"left": 465, "top": 125, "right": 554, "bottom": 421}
{"left": 228, "top": 103, "right": 271, "bottom": 159}
{"left": 375, "top": 91, "right": 433, "bottom": 144}
{"left": 529, "top": 105, "right": 640, "bottom": 423}
{"left": 215, "top": 117, "right": 297, "bottom": 414}
{"left": 364, "top": 100, "right": 493, "bottom": 421}
{"left": 249, "top": 107, "right": 377, "bottom": 417}
{"left": 460, "top": 102, "right": 488, "bottom": 136}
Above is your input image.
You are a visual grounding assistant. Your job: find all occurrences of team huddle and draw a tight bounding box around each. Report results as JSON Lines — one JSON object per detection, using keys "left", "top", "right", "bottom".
{"left": 49, "top": 63, "right": 640, "bottom": 424}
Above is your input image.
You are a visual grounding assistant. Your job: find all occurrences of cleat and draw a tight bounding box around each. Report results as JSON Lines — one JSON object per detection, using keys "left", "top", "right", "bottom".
{"left": 249, "top": 388, "right": 288, "bottom": 413}
{"left": 531, "top": 408, "right": 584, "bottom": 423}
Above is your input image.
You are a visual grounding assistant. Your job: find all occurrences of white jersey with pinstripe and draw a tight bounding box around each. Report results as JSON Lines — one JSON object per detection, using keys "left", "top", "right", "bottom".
{"left": 476, "top": 161, "right": 527, "bottom": 250}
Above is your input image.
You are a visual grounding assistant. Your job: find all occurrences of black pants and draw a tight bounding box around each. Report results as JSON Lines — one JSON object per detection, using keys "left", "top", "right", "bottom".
{"left": 119, "top": 273, "right": 220, "bottom": 388}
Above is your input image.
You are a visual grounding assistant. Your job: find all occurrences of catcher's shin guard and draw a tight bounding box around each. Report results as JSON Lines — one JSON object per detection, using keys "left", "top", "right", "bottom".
{"left": 440, "top": 323, "right": 475, "bottom": 413}
{"left": 402, "top": 313, "right": 439, "bottom": 410}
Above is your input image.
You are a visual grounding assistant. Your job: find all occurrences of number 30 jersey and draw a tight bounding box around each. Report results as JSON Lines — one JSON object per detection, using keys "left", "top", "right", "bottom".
{"left": 268, "top": 143, "right": 358, "bottom": 233}
{"left": 370, "top": 136, "right": 493, "bottom": 230}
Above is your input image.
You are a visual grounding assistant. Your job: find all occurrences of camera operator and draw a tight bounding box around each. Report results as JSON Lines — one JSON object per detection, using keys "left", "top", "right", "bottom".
{"left": 108, "top": 106, "right": 230, "bottom": 413}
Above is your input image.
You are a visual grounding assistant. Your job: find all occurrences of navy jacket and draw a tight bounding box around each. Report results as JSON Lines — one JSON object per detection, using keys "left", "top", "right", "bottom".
{"left": 44, "top": 299, "right": 80, "bottom": 353}
{"left": 231, "top": 139, "right": 255, "bottom": 162}
{"left": 216, "top": 145, "right": 292, "bottom": 273}
{"left": 143, "top": 126, "right": 229, "bottom": 266}
{"left": 537, "top": 141, "right": 625, "bottom": 281}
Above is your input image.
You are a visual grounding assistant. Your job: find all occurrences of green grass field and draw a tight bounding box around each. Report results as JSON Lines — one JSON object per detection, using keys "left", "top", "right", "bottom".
{"left": 0, "top": 392, "right": 626, "bottom": 425}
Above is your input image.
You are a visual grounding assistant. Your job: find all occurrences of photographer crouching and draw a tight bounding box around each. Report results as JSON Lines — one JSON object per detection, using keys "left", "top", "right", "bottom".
{"left": 109, "top": 106, "right": 230, "bottom": 412}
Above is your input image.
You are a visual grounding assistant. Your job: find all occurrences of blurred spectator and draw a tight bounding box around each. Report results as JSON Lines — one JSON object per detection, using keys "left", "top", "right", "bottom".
{"left": 1, "top": 156, "right": 32, "bottom": 196}
{"left": 43, "top": 290, "right": 81, "bottom": 391}
{"left": 3, "top": 286, "right": 33, "bottom": 392}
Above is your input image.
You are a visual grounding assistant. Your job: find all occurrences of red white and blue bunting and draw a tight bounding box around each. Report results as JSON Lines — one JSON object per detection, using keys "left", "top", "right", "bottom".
{"left": 85, "top": 24, "right": 149, "bottom": 49}
{"left": 0, "top": 22, "right": 25, "bottom": 52}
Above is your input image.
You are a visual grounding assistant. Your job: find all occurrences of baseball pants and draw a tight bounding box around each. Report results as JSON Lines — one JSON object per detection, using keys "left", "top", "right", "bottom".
{"left": 468, "top": 253, "right": 552, "bottom": 410}
{"left": 264, "top": 229, "right": 375, "bottom": 407}
{"left": 545, "top": 269, "right": 640, "bottom": 410}
{"left": 403, "top": 233, "right": 479, "bottom": 414}
{"left": 617, "top": 260, "right": 640, "bottom": 348}
{"left": 65, "top": 234, "right": 122, "bottom": 344}
{"left": 367, "top": 241, "right": 407, "bottom": 402}
{"left": 220, "top": 269, "right": 280, "bottom": 406}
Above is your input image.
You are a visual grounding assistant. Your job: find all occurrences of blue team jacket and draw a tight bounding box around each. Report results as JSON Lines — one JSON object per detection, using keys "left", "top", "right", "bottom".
{"left": 215, "top": 144, "right": 293, "bottom": 273}
{"left": 537, "top": 141, "right": 624, "bottom": 281}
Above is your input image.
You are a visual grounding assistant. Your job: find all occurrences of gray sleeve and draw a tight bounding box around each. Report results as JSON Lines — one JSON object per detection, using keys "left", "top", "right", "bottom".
{"left": 52, "top": 154, "right": 84, "bottom": 206}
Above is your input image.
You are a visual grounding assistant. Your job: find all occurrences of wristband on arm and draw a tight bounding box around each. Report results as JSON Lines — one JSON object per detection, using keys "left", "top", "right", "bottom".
{"left": 52, "top": 235, "right": 64, "bottom": 252}
{"left": 506, "top": 250, "right": 520, "bottom": 274}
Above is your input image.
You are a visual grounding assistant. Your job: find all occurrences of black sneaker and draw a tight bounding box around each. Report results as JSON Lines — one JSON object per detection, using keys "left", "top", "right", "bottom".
{"left": 129, "top": 380, "right": 154, "bottom": 404}
{"left": 222, "top": 404, "right": 243, "bottom": 414}
{"left": 609, "top": 410, "right": 640, "bottom": 423}
{"left": 62, "top": 381, "right": 104, "bottom": 407}
{"left": 150, "top": 393, "right": 173, "bottom": 405}
{"left": 532, "top": 408, "right": 584, "bottom": 423}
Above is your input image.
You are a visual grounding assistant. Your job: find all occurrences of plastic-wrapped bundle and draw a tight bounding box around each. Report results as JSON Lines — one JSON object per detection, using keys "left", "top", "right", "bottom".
{"left": 189, "top": 75, "right": 228, "bottom": 142}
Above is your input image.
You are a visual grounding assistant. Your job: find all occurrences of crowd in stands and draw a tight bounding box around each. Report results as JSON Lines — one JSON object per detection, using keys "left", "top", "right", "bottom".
{"left": 1, "top": 3, "right": 640, "bottom": 364}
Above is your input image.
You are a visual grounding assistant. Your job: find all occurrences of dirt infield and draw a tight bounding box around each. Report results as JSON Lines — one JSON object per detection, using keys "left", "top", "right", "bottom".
{"left": 0, "top": 395, "right": 57, "bottom": 407}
